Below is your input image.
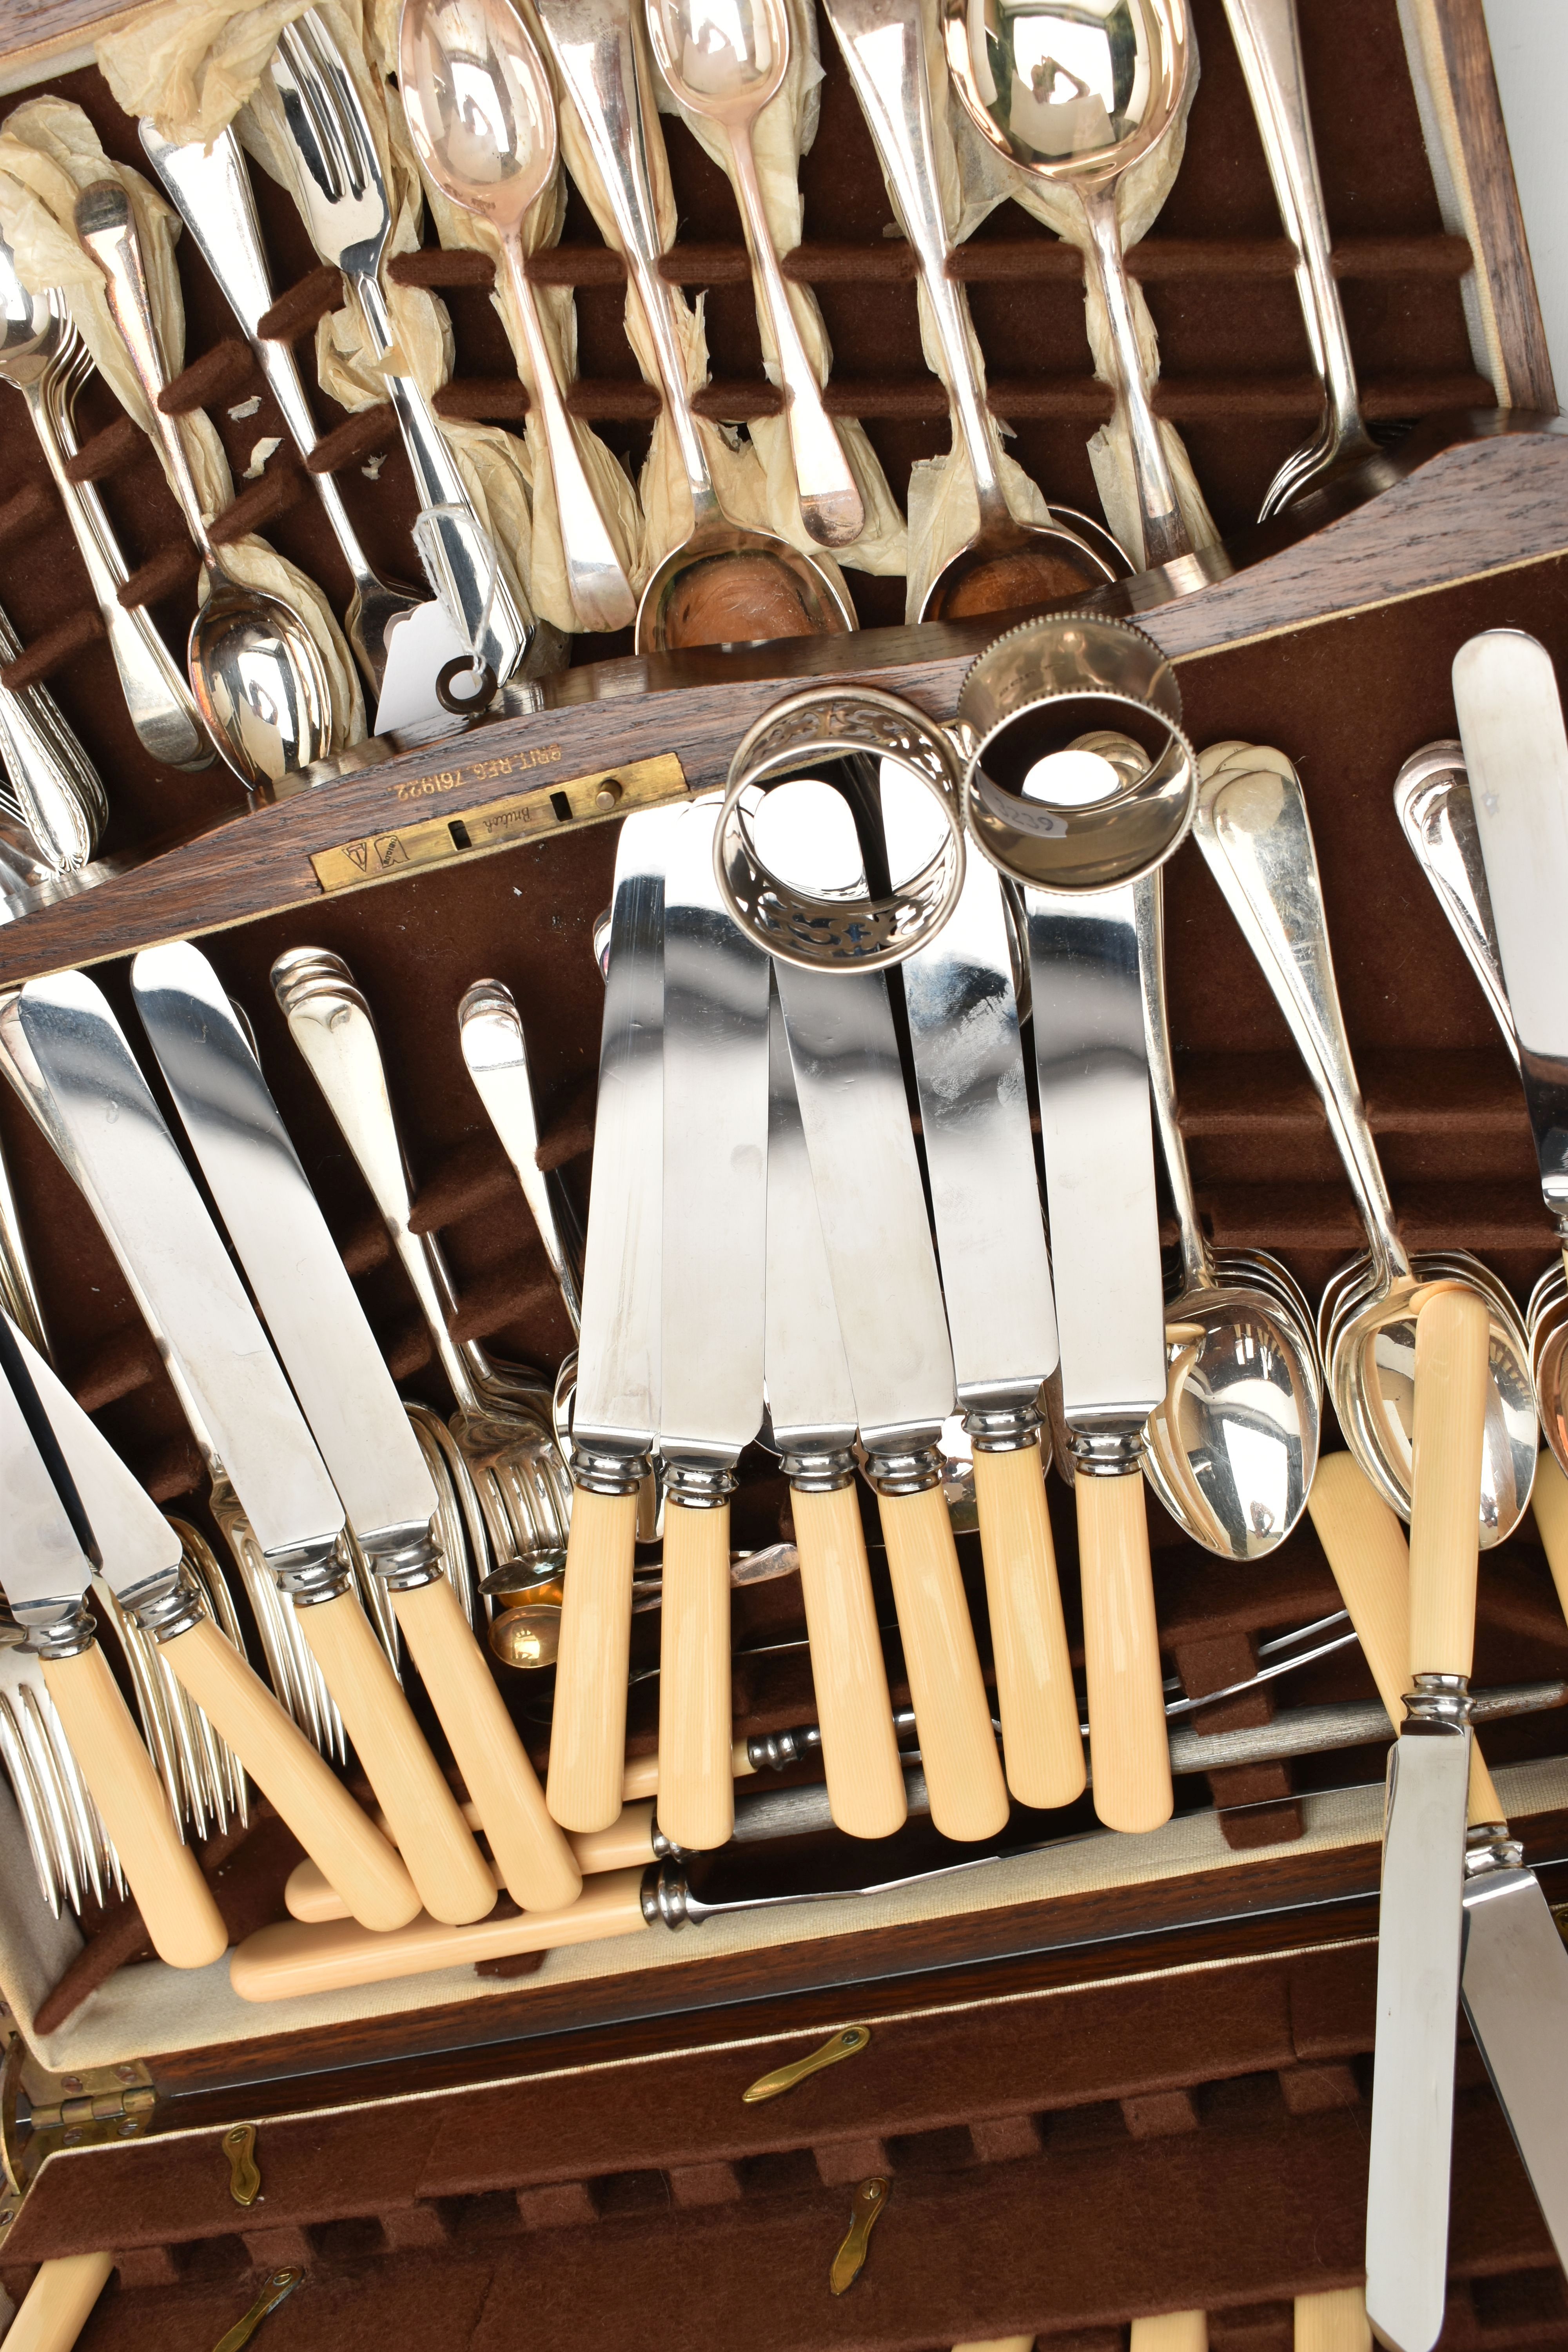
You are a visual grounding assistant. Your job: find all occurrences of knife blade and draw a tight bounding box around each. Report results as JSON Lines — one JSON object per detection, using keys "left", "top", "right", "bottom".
{"left": 773, "top": 781, "right": 1007, "bottom": 1843}
{"left": 1025, "top": 882, "right": 1171, "bottom": 1833}
{"left": 9, "top": 1312, "right": 419, "bottom": 1935}
{"left": 1364, "top": 1284, "right": 1490, "bottom": 2352}
{"left": 0, "top": 969, "right": 486, "bottom": 1928}
{"left": 131, "top": 939, "right": 577, "bottom": 1919}
{"left": 0, "top": 1310, "right": 227, "bottom": 1967}
{"left": 1309, "top": 1448, "right": 1568, "bottom": 2285}
{"left": 549, "top": 802, "right": 685, "bottom": 1834}
{"left": 1453, "top": 631, "right": 1568, "bottom": 1265}
{"left": 654, "top": 797, "right": 770, "bottom": 1850}
{"left": 889, "top": 799, "right": 1082, "bottom": 1813}
{"left": 764, "top": 979, "right": 906, "bottom": 1840}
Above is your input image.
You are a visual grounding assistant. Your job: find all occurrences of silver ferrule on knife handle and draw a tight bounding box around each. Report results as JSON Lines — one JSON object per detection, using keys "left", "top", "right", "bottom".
{"left": 16, "top": 1600, "right": 97, "bottom": 1660}
{"left": 358, "top": 1521, "right": 444, "bottom": 1592}
{"left": 778, "top": 1445, "right": 856, "bottom": 1492}
{"left": 1401, "top": 1671, "right": 1475, "bottom": 1733}
{"left": 1069, "top": 1426, "right": 1147, "bottom": 1476}
{"left": 862, "top": 1442, "right": 944, "bottom": 1498}
{"left": 1464, "top": 1820, "right": 1523, "bottom": 1876}
{"left": 269, "top": 1535, "right": 356, "bottom": 1606}
{"left": 570, "top": 1442, "right": 652, "bottom": 1497}
{"left": 114, "top": 1559, "right": 208, "bottom": 1647}
{"left": 965, "top": 1403, "right": 1043, "bottom": 1455}
{"left": 660, "top": 1460, "right": 738, "bottom": 1510}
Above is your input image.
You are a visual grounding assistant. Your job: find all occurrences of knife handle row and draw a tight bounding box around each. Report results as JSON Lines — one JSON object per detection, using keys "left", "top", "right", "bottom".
{"left": 659, "top": 1498, "right": 735, "bottom": 1852}
{"left": 1308, "top": 1454, "right": 1504, "bottom": 1827}
{"left": 878, "top": 1484, "right": 1009, "bottom": 1843}
{"left": 793, "top": 1482, "right": 907, "bottom": 1840}
{"left": 549, "top": 1486, "right": 640, "bottom": 1833}
{"left": 1408, "top": 1285, "right": 1490, "bottom": 1682}
{"left": 40, "top": 1642, "right": 228, "bottom": 1969}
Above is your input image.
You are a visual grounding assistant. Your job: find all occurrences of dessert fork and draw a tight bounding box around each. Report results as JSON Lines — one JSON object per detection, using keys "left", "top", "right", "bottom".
{"left": 269, "top": 8, "right": 534, "bottom": 688}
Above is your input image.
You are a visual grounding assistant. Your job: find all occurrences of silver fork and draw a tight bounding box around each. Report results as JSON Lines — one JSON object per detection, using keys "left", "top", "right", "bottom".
{"left": 0, "top": 1606, "right": 120, "bottom": 1918}
{"left": 269, "top": 9, "right": 535, "bottom": 689}
{"left": 0, "top": 598, "right": 108, "bottom": 873}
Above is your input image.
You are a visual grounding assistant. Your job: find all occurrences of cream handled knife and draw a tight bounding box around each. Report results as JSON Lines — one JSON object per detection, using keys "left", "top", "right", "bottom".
{"left": 0, "top": 1313, "right": 227, "bottom": 1969}
{"left": 549, "top": 804, "right": 685, "bottom": 1833}
{"left": 7, "top": 1315, "right": 418, "bottom": 1936}
{"left": 764, "top": 980, "right": 906, "bottom": 1840}
{"left": 1311, "top": 1447, "right": 1568, "bottom": 2282}
{"left": 1361, "top": 1283, "right": 1491, "bottom": 2352}
{"left": 656, "top": 799, "right": 770, "bottom": 1851}
{"left": 891, "top": 808, "right": 1082, "bottom": 1812}
{"left": 131, "top": 942, "right": 579, "bottom": 1917}
{"left": 0, "top": 971, "right": 482, "bottom": 1930}
{"left": 1025, "top": 882, "right": 1171, "bottom": 1834}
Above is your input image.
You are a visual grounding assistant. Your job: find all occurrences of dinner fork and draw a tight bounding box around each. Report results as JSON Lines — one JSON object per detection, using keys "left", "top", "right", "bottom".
{"left": 0, "top": 1607, "right": 120, "bottom": 1918}
{"left": 0, "top": 234, "right": 213, "bottom": 771}
{"left": 269, "top": 9, "right": 534, "bottom": 689}
{"left": 0, "top": 598, "right": 108, "bottom": 873}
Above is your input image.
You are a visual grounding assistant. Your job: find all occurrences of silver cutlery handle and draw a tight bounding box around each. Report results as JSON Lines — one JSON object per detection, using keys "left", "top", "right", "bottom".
{"left": 1221, "top": 0, "right": 1364, "bottom": 457}
{"left": 1132, "top": 868, "right": 1211, "bottom": 1292}
{"left": 1393, "top": 747, "right": 1519, "bottom": 1068}
{"left": 1192, "top": 753, "right": 1407, "bottom": 1282}
{"left": 271, "top": 950, "right": 484, "bottom": 1412}
{"left": 820, "top": 0, "right": 1007, "bottom": 527}
{"left": 138, "top": 125, "right": 379, "bottom": 595}
{"left": 535, "top": 0, "right": 719, "bottom": 520}
{"left": 458, "top": 981, "right": 583, "bottom": 1336}
{"left": 1077, "top": 177, "right": 1189, "bottom": 570}
{"left": 0, "top": 1130, "right": 48, "bottom": 1354}
{"left": 0, "top": 653, "right": 102, "bottom": 872}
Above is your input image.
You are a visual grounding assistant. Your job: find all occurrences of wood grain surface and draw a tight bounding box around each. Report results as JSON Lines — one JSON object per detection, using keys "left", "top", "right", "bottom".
{"left": 0, "top": 413, "right": 1564, "bottom": 993}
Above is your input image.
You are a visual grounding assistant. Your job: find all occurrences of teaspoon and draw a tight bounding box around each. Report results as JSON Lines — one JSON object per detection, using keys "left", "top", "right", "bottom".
{"left": 1192, "top": 742, "right": 1537, "bottom": 1543}
{"left": 74, "top": 181, "right": 334, "bottom": 791}
{"left": 1133, "top": 861, "right": 1319, "bottom": 1556}
{"left": 400, "top": 0, "right": 638, "bottom": 631}
{"left": 646, "top": 0, "right": 864, "bottom": 548}
{"left": 824, "top": 0, "right": 1121, "bottom": 617}
{"left": 942, "top": 0, "right": 1194, "bottom": 570}
{"left": 535, "top": 0, "right": 857, "bottom": 650}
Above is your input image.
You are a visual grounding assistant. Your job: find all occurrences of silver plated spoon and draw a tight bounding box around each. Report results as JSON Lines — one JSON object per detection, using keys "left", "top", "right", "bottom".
{"left": 75, "top": 181, "right": 334, "bottom": 791}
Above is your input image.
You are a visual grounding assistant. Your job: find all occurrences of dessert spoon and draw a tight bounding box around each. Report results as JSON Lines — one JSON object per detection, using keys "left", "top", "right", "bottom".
{"left": 74, "top": 180, "right": 334, "bottom": 791}
{"left": 942, "top": 0, "right": 1194, "bottom": 570}
{"left": 646, "top": 0, "right": 864, "bottom": 548}
{"left": 1134, "top": 862, "right": 1319, "bottom": 1555}
{"left": 399, "top": 0, "right": 638, "bottom": 630}
{"left": 825, "top": 0, "right": 1122, "bottom": 617}
{"left": 535, "top": 0, "right": 856, "bottom": 650}
{"left": 1192, "top": 742, "right": 1537, "bottom": 1543}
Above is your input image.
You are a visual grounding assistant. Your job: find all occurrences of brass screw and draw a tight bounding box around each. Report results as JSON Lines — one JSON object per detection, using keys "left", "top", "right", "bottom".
{"left": 593, "top": 778, "right": 624, "bottom": 813}
{"left": 60, "top": 2076, "right": 82, "bottom": 2093}
{"left": 62, "top": 2130, "right": 80, "bottom": 2146}
{"left": 114, "top": 2065, "right": 139, "bottom": 2084}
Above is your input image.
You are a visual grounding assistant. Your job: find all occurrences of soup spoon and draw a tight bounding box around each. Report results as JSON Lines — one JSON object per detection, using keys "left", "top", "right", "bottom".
{"left": 942, "top": 0, "right": 1194, "bottom": 571}
{"left": 824, "top": 0, "right": 1122, "bottom": 617}
{"left": 535, "top": 0, "right": 855, "bottom": 650}
{"left": 1192, "top": 743, "right": 1537, "bottom": 1543}
{"left": 646, "top": 0, "right": 863, "bottom": 548}
{"left": 400, "top": 0, "right": 637, "bottom": 631}
{"left": 74, "top": 181, "right": 334, "bottom": 790}
{"left": 1133, "top": 861, "right": 1319, "bottom": 1556}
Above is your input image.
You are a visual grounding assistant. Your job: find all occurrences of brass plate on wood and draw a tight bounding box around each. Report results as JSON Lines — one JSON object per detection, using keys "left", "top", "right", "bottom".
{"left": 310, "top": 751, "right": 689, "bottom": 895}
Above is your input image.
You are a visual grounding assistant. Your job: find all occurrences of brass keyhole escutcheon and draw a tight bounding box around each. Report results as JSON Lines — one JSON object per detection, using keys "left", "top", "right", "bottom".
{"left": 224, "top": 2121, "right": 261, "bottom": 2207}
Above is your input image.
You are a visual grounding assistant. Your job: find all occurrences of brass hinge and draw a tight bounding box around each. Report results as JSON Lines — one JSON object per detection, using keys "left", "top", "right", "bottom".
{"left": 1, "top": 2041, "right": 157, "bottom": 2238}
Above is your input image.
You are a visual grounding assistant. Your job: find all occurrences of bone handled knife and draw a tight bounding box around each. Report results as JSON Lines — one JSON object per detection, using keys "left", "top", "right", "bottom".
{"left": 1453, "top": 630, "right": 1568, "bottom": 1295}
{"left": 0, "top": 1314, "right": 227, "bottom": 1968}
{"left": 131, "top": 941, "right": 579, "bottom": 1918}
{"left": 1357, "top": 1283, "right": 1491, "bottom": 2352}
{"left": 1025, "top": 883, "right": 1172, "bottom": 1834}
{"left": 0, "top": 970, "right": 486, "bottom": 1929}
{"left": 775, "top": 915, "right": 1008, "bottom": 1843}
{"left": 765, "top": 980, "right": 906, "bottom": 1840}
{"left": 8, "top": 1315, "right": 419, "bottom": 1935}
{"left": 891, "top": 809, "right": 1083, "bottom": 1811}
{"left": 655, "top": 799, "right": 770, "bottom": 1850}
{"left": 459, "top": 979, "right": 584, "bottom": 1336}
{"left": 1310, "top": 1446, "right": 1568, "bottom": 2282}
{"left": 549, "top": 804, "right": 685, "bottom": 1834}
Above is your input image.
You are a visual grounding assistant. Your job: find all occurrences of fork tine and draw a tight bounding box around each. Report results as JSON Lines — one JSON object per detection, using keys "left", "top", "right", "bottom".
{"left": 302, "top": 11, "right": 376, "bottom": 203}
{"left": 0, "top": 1683, "right": 63, "bottom": 1916}
{"left": 276, "top": 20, "right": 348, "bottom": 207}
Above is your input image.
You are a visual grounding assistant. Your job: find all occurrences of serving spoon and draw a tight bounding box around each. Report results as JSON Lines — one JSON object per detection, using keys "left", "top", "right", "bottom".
{"left": 942, "top": 0, "right": 1194, "bottom": 571}
{"left": 646, "top": 0, "right": 864, "bottom": 548}
{"left": 1133, "top": 862, "right": 1320, "bottom": 1555}
{"left": 74, "top": 181, "right": 334, "bottom": 791}
{"left": 1192, "top": 742, "right": 1537, "bottom": 1543}
{"left": 824, "top": 0, "right": 1121, "bottom": 617}
{"left": 400, "top": 0, "right": 638, "bottom": 631}
{"left": 534, "top": 0, "right": 855, "bottom": 651}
